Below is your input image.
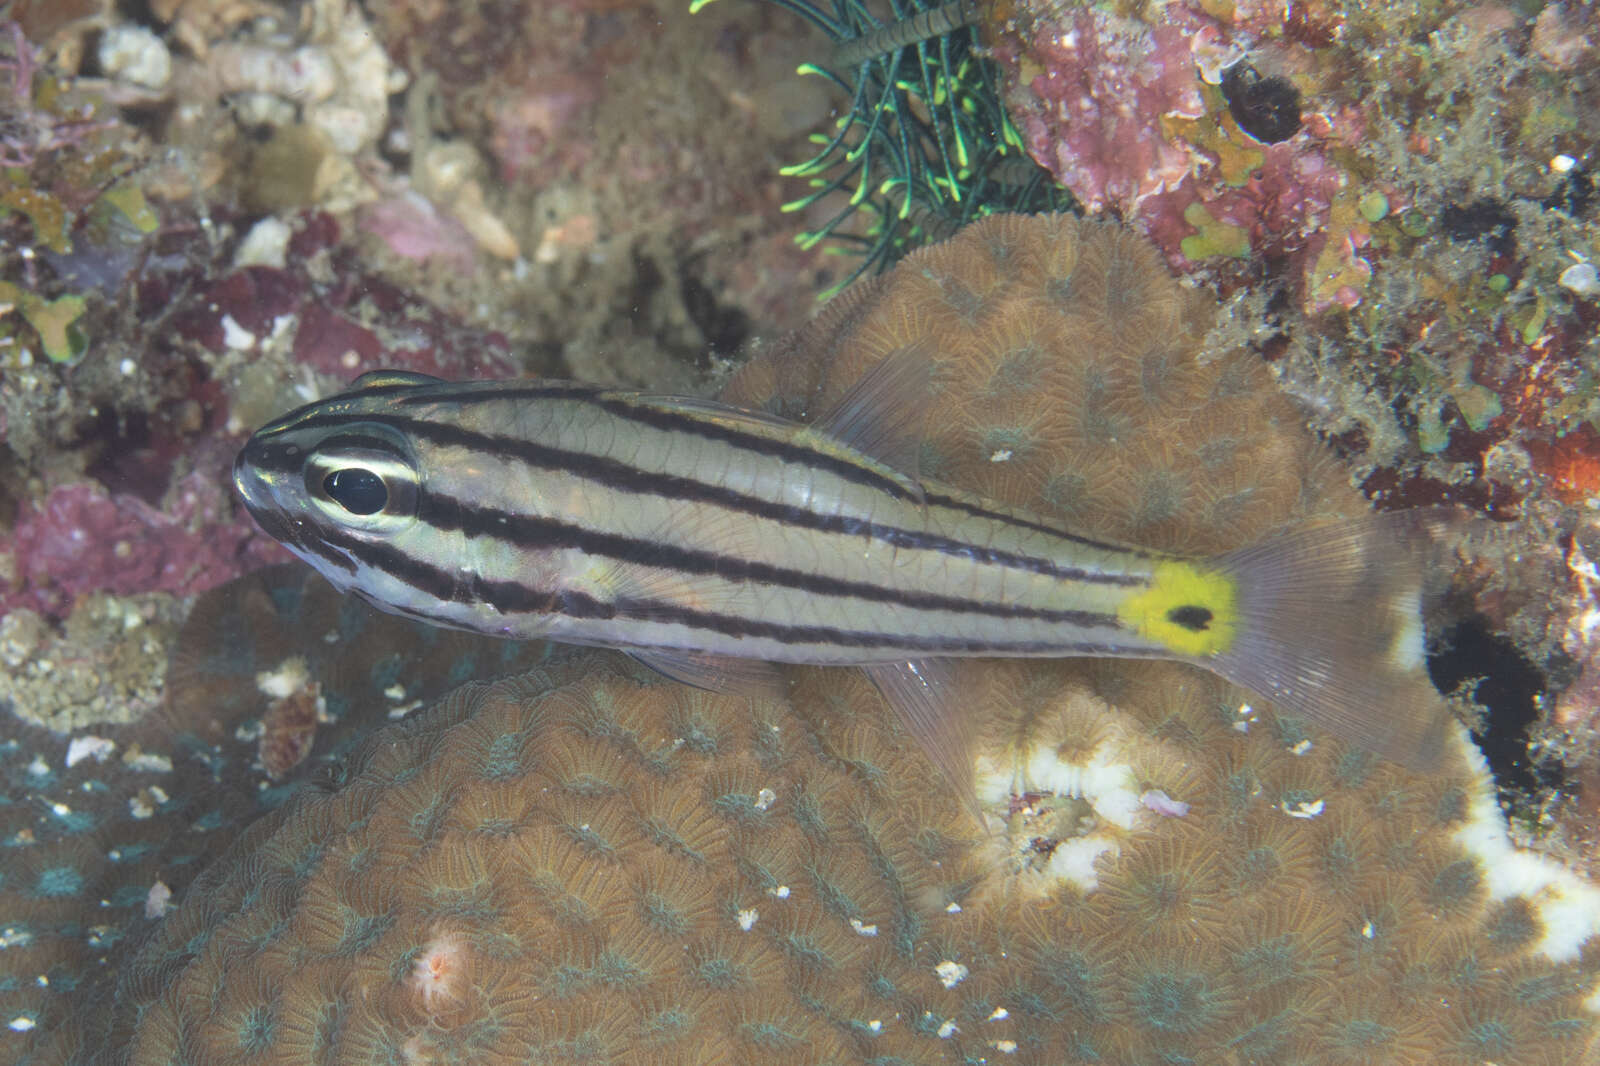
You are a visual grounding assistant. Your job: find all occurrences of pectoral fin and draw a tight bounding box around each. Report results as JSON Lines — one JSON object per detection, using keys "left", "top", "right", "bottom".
{"left": 862, "top": 659, "right": 983, "bottom": 824}
{"left": 627, "top": 650, "right": 788, "bottom": 703}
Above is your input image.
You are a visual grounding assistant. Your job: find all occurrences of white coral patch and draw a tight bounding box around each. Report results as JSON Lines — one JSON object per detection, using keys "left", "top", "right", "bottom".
{"left": 1390, "top": 603, "right": 1426, "bottom": 671}
{"left": 255, "top": 657, "right": 310, "bottom": 700}
{"left": 1021, "top": 741, "right": 1143, "bottom": 829}
{"left": 234, "top": 217, "right": 292, "bottom": 270}
{"left": 977, "top": 732, "right": 1144, "bottom": 892}
{"left": 99, "top": 24, "right": 172, "bottom": 89}
{"left": 66, "top": 735, "right": 115, "bottom": 768}
{"left": 220, "top": 314, "right": 256, "bottom": 351}
{"left": 145, "top": 879, "right": 172, "bottom": 919}
{"left": 1045, "top": 834, "right": 1120, "bottom": 892}
{"left": 1450, "top": 731, "right": 1600, "bottom": 984}
{"left": 934, "top": 960, "right": 968, "bottom": 988}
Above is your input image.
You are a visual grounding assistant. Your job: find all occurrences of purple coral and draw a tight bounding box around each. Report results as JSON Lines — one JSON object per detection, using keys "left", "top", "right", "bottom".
{"left": 161, "top": 212, "right": 522, "bottom": 380}
{"left": 6, "top": 473, "right": 285, "bottom": 619}
{"left": 988, "top": 0, "right": 1349, "bottom": 303}
{"left": 1138, "top": 133, "right": 1351, "bottom": 279}
{"left": 994, "top": 5, "right": 1206, "bottom": 215}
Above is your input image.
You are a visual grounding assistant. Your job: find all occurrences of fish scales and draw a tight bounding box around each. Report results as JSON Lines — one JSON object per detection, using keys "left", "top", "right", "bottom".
{"left": 241, "top": 381, "right": 1155, "bottom": 663}
{"left": 235, "top": 370, "right": 1453, "bottom": 773}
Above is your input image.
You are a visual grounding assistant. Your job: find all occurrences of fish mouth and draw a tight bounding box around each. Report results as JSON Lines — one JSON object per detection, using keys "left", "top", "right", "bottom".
{"left": 233, "top": 441, "right": 300, "bottom": 546}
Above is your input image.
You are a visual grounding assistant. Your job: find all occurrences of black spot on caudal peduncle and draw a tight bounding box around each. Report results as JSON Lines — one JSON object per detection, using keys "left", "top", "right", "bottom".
{"left": 1167, "top": 605, "right": 1213, "bottom": 632}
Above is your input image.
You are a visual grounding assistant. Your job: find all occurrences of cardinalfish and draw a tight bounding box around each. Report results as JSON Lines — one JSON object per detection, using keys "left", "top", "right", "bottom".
{"left": 233, "top": 364, "right": 1451, "bottom": 796}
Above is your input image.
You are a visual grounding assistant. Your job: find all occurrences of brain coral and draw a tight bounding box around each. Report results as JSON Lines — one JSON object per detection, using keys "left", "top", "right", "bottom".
{"left": 38, "top": 215, "right": 1600, "bottom": 1065}
{"left": 0, "top": 566, "right": 549, "bottom": 1056}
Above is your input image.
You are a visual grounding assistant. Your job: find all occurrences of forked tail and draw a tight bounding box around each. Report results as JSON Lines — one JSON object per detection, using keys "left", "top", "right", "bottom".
{"left": 1204, "top": 509, "right": 1456, "bottom": 771}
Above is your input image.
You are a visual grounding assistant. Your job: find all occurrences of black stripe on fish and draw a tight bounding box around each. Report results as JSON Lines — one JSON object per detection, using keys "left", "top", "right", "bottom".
{"left": 373, "top": 384, "right": 921, "bottom": 505}
{"left": 295, "top": 534, "right": 358, "bottom": 576}
{"left": 259, "top": 413, "right": 1149, "bottom": 587}
{"left": 417, "top": 491, "right": 1124, "bottom": 628}
{"left": 584, "top": 394, "right": 924, "bottom": 503}
{"left": 268, "top": 385, "right": 1150, "bottom": 558}
{"left": 314, "top": 526, "right": 1127, "bottom": 655}
{"left": 313, "top": 432, "right": 411, "bottom": 455}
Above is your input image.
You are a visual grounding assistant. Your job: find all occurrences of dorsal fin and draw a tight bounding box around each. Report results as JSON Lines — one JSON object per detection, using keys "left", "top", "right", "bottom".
{"left": 631, "top": 371, "right": 931, "bottom": 503}
{"left": 813, "top": 343, "right": 933, "bottom": 479}
{"left": 349, "top": 369, "right": 446, "bottom": 390}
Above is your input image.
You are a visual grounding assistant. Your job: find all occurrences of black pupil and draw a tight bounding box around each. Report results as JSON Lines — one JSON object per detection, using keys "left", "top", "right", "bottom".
{"left": 324, "top": 468, "right": 387, "bottom": 515}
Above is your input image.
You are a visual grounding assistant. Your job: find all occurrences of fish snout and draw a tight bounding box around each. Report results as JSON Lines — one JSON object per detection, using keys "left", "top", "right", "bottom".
{"left": 233, "top": 438, "right": 304, "bottom": 543}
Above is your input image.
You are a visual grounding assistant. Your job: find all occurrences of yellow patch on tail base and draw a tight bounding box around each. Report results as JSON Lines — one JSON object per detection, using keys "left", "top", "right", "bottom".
{"left": 1116, "top": 560, "right": 1239, "bottom": 658}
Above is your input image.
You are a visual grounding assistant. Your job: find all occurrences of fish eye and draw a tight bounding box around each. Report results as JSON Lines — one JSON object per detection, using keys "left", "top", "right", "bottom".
{"left": 324, "top": 468, "right": 388, "bottom": 515}
{"left": 302, "top": 422, "right": 419, "bottom": 533}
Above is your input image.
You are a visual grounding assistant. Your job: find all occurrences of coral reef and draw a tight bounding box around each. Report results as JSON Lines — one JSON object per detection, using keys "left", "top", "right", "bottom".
{"left": 0, "top": 207, "right": 525, "bottom": 672}
{"left": 0, "top": 13, "right": 851, "bottom": 1048}
{"left": 31, "top": 215, "right": 1598, "bottom": 1065}
{"left": 1, "top": 0, "right": 842, "bottom": 837}
{"left": 80, "top": 663, "right": 997, "bottom": 1064}
{"left": 4, "top": 476, "right": 278, "bottom": 623}
{"left": 3, "top": 0, "right": 1599, "bottom": 1056}
{"left": 721, "top": 213, "right": 1330, "bottom": 552}
{"left": 984, "top": 0, "right": 1600, "bottom": 837}
{"left": 357, "top": 0, "right": 837, "bottom": 379}
{"left": 1, "top": 20, "right": 157, "bottom": 368}
{"left": 0, "top": 564, "right": 550, "bottom": 1051}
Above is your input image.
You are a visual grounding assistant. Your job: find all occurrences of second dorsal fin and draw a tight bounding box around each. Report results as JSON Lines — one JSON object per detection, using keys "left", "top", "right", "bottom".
{"left": 813, "top": 343, "right": 933, "bottom": 480}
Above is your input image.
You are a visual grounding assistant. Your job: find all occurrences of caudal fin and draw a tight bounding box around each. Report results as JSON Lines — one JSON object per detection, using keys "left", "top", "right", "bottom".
{"left": 1205, "top": 510, "right": 1456, "bottom": 771}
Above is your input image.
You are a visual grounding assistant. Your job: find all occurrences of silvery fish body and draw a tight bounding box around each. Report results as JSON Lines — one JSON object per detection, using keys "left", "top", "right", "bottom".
{"left": 234, "top": 370, "right": 1449, "bottom": 772}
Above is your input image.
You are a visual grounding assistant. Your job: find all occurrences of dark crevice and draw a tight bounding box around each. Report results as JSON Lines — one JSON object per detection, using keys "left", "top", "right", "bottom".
{"left": 1427, "top": 615, "right": 1563, "bottom": 801}
{"left": 1542, "top": 165, "right": 1595, "bottom": 218}
{"left": 78, "top": 407, "right": 169, "bottom": 506}
{"left": 680, "top": 270, "right": 750, "bottom": 359}
{"left": 1439, "top": 198, "right": 1518, "bottom": 259}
